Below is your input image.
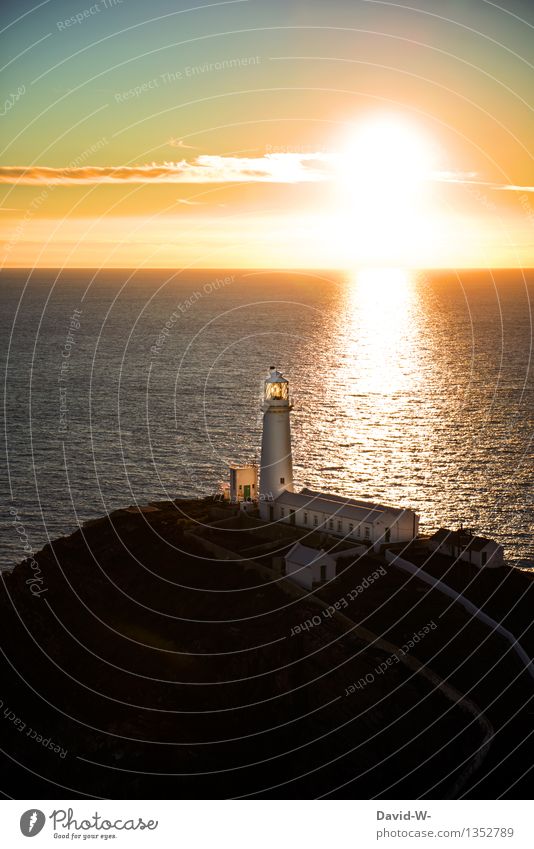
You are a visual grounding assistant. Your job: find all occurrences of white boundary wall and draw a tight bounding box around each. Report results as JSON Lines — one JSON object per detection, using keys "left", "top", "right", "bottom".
{"left": 386, "top": 552, "right": 534, "bottom": 681}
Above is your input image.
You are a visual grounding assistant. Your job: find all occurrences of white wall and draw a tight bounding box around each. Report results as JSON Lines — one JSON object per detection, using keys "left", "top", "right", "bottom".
{"left": 285, "top": 558, "right": 313, "bottom": 589}
{"left": 259, "top": 406, "right": 294, "bottom": 504}
{"left": 429, "top": 538, "right": 504, "bottom": 568}
{"left": 285, "top": 555, "right": 336, "bottom": 589}
{"left": 258, "top": 498, "right": 275, "bottom": 522}
{"left": 387, "top": 551, "right": 533, "bottom": 680}
{"left": 275, "top": 502, "right": 418, "bottom": 546}
{"left": 477, "top": 543, "right": 504, "bottom": 568}
{"left": 276, "top": 503, "right": 375, "bottom": 541}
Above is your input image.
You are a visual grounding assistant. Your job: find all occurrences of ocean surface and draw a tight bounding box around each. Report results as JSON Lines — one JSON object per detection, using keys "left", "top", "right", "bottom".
{"left": 1, "top": 267, "right": 533, "bottom": 568}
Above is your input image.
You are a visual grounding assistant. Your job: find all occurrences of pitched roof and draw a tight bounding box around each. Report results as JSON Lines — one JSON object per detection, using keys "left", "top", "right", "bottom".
{"left": 286, "top": 542, "right": 368, "bottom": 568}
{"left": 275, "top": 487, "right": 413, "bottom": 524}
{"left": 300, "top": 488, "right": 412, "bottom": 516}
{"left": 285, "top": 542, "right": 332, "bottom": 567}
{"left": 429, "top": 528, "right": 500, "bottom": 552}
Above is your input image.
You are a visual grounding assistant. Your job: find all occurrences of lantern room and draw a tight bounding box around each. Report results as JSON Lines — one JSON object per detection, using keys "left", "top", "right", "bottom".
{"left": 264, "top": 366, "right": 290, "bottom": 402}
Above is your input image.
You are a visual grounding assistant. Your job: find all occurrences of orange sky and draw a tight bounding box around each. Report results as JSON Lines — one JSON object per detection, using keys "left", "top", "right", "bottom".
{"left": 1, "top": 0, "right": 533, "bottom": 269}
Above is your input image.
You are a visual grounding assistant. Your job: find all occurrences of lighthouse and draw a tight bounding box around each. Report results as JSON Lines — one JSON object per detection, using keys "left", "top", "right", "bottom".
{"left": 259, "top": 366, "right": 294, "bottom": 520}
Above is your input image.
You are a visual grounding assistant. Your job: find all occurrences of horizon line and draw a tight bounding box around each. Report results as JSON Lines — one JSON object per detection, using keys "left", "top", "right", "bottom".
{"left": 1, "top": 265, "right": 534, "bottom": 273}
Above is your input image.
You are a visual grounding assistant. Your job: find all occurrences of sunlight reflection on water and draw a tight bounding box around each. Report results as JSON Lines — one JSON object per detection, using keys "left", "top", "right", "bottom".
{"left": 1, "top": 267, "right": 532, "bottom": 566}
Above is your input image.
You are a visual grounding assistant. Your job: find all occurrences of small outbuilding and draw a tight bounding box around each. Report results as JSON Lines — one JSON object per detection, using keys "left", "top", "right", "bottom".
{"left": 284, "top": 541, "right": 367, "bottom": 589}
{"left": 229, "top": 463, "right": 258, "bottom": 502}
{"left": 428, "top": 528, "right": 504, "bottom": 568}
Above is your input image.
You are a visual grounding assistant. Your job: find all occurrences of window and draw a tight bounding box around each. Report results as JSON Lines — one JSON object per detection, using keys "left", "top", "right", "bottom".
{"left": 364, "top": 526, "right": 370, "bottom": 540}
{"left": 280, "top": 508, "right": 285, "bottom": 518}
{"left": 313, "top": 515, "right": 318, "bottom": 526}
{"left": 280, "top": 477, "right": 285, "bottom": 484}
{"left": 481, "top": 551, "right": 487, "bottom": 566}
{"left": 328, "top": 519, "right": 334, "bottom": 530}
{"left": 349, "top": 523, "right": 354, "bottom": 534}
{"left": 304, "top": 512, "right": 308, "bottom": 525}
{"left": 239, "top": 484, "right": 242, "bottom": 490}
{"left": 356, "top": 525, "right": 361, "bottom": 538}
{"left": 337, "top": 520, "right": 342, "bottom": 533}
{"left": 265, "top": 381, "right": 289, "bottom": 401}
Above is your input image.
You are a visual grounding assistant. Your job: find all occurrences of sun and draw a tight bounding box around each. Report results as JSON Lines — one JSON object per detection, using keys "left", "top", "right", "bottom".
{"left": 336, "top": 115, "right": 438, "bottom": 265}
{"left": 340, "top": 115, "right": 436, "bottom": 201}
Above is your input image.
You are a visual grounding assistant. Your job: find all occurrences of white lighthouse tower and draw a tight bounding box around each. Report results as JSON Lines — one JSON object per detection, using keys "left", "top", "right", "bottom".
{"left": 259, "top": 366, "right": 294, "bottom": 520}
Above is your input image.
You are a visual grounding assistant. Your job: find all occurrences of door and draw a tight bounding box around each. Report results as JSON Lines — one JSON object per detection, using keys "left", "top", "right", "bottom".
{"left": 243, "top": 485, "right": 251, "bottom": 500}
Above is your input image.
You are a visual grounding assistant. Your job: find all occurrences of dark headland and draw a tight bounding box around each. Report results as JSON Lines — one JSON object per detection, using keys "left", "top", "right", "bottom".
{"left": 1, "top": 497, "right": 533, "bottom": 800}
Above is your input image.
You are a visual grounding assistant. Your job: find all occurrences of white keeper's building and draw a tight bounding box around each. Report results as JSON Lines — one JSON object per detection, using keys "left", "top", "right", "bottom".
{"left": 271, "top": 487, "right": 419, "bottom": 551}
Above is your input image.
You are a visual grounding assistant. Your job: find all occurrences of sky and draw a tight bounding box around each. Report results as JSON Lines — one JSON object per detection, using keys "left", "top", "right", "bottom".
{"left": 1, "top": 0, "right": 533, "bottom": 269}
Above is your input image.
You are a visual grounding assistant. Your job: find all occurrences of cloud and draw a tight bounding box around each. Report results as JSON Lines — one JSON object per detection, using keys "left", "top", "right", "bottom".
{"left": 0, "top": 154, "right": 531, "bottom": 195}
{"left": 432, "top": 170, "right": 479, "bottom": 183}
{"left": 433, "top": 172, "right": 534, "bottom": 193}
{"left": 168, "top": 138, "right": 198, "bottom": 150}
{"left": 0, "top": 153, "right": 333, "bottom": 186}
{"left": 491, "top": 184, "right": 534, "bottom": 193}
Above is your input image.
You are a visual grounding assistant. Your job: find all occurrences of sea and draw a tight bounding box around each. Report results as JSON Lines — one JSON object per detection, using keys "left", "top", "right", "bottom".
{"left": 1, "top": 267, "right": 533, "bottom": 569}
